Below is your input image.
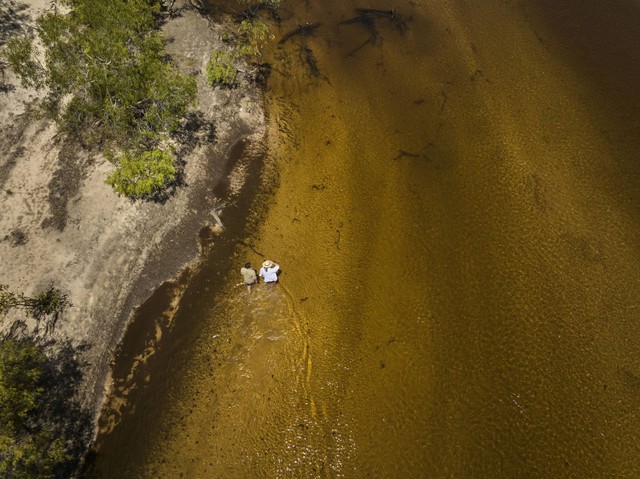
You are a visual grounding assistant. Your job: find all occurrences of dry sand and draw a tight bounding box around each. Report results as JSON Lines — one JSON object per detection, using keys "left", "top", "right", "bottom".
{"left": 0, "top": 0, "right": 264, "bottom": 437}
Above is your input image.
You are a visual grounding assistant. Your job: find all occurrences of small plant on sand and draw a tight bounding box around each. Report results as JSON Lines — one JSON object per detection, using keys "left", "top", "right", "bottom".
{"left": 105, "top": 148, "right": 177, "bottom": 200}
{"left": 0, "top": 284, "right": 70, "bottom": 321}
{"left": 206, "top": 50, "right": 237, "bottom": 87}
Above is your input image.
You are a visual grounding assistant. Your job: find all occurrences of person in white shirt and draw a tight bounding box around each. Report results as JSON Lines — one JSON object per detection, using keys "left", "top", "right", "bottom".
{"left": 259, "top": 260, "right": 280, "bottom": 285}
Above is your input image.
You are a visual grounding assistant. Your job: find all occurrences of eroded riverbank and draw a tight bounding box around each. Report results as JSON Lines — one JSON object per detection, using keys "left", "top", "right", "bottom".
{"left": 1, "top": 0, "right": 265, "bottom": 472}
{"left": 88, "top": 0, "right": 640, "bottom": 477}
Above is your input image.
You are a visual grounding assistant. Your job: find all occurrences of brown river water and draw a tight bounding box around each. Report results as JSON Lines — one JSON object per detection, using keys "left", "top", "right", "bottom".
{"left": 84, "top": 0, "right": 640, "bottom": 477}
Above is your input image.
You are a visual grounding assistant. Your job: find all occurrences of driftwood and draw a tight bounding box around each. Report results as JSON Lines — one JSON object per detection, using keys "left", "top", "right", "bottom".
{"left": 278, "top": 22, "right": 324, "bottom": 79}
{"left": 279, "top": 22, "right": 321, "bottom": 45}
{"left": 340, "top": 7, "right": 408, "bottom": 56}
{"left": 298, "top": 44, "right": 320, "bottom": 77}
{"left": 393, "top": 150, "right": 421, "bottom": 161}
{"left": 341, "top": 8, "right": 406, "bottom": 32}
{"left": 340, "top": 9, "right": 395, "bottom": 29}
{"left": 211, "top": 207, "right": 225, "bottom": 231}
{"left": 355, "top": 8, "right": 396, "bottom": 18}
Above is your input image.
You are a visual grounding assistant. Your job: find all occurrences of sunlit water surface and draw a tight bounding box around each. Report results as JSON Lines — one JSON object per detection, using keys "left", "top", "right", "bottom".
{"left": 87, "top": 0, "right": 640, "bottom": 477}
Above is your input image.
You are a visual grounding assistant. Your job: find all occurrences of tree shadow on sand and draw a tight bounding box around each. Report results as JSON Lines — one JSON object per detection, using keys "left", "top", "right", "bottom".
{"left": 3, "top": 320, "right": 94, "bottom": 478}
{"left": 0, "top": 1, "right": 30, "bottom": 47}
{"left": 1, "top": 1, "right": 31, "bottom": 92}
{"left": 41, "top": 339, "right": 94, "bottom": 478}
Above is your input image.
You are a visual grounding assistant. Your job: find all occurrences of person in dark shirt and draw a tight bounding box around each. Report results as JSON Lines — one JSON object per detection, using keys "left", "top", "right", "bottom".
{"left": 240, "top": 262, "right": 257, "bottom": 293}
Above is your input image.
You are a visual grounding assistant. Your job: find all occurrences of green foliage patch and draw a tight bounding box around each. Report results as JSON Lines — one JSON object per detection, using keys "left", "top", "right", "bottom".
{"left": 5, "top": 0, "right": 197, "bottom": 199}
{"left": 236, "top": 19, "right": 274, "bottom": 61}
{"left": 106, "top": 148, "right": 177, "bottom": 199}
{"left": 0, "top": 284, "right": 88, "bottom": 478}
{"left": 206, "top": 50, "right": 237, "bottom": 86}
{"left": 0, "top": 339, "right": 44, "bottom": 429}
{"left": 205, "top": 0, "right": 278, "bottom": 91}
{"left": 0, "top": 339, "right": 69, "bottom": 479}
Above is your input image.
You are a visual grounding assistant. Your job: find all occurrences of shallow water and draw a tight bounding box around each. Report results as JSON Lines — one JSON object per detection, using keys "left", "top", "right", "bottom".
{"left": 87, "top": 0, "right": 640, "bottom": 477}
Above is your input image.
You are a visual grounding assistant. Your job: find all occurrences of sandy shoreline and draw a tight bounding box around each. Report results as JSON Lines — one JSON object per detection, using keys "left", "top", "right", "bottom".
{"left": 0, "top": 0, "right": 264, "bottom": 452}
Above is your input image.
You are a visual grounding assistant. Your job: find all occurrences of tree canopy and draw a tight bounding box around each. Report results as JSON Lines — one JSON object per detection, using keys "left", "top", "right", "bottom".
{"left": 5, "top": 0, "right": 197, "bottom": 199}
{"left": 0, "top": 339, "right": 68, "bottom": 479}
{"left": 0, "top": 285, "right": 86, "bottom": 479}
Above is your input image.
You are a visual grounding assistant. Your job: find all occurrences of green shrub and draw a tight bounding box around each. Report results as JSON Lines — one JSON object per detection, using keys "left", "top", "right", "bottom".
{"left": 0, "top": 339, "right": 69, "bottom": 479}
{"left": 0, "top": 339, "right": 44, "bottom": 430}
{"left": 236, "top": 19, "right": 273, "bottom": 61}
{"left": 106, "top": 148, "right": 177, "bottom": 199}
{"left": 5, "top": 0, "right": 196, "bottom": 198}
{"left": 206, "top": 50, "right": 237, "bottom": 86}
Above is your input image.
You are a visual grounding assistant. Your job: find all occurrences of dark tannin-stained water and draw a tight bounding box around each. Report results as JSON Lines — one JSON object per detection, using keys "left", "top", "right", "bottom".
{"left": 86, "top": 0, "right": 640, "bottom": 477}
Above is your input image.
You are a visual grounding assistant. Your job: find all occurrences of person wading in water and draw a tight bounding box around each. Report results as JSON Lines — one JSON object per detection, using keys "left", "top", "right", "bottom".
{"left": 240, "top": 262, "right": 257, "bottom": 293}
{"left": 259, "top": 260, "right": 280, "bottom": 286}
